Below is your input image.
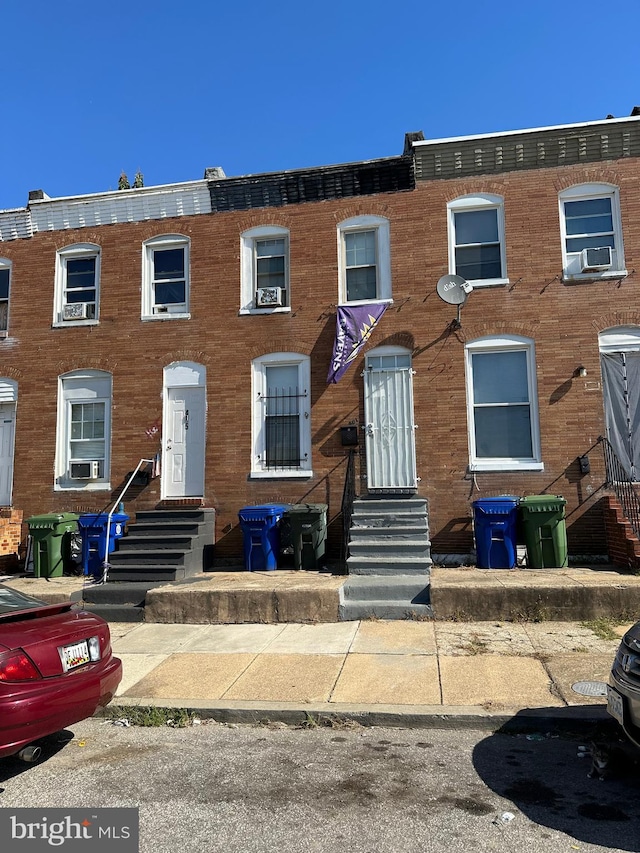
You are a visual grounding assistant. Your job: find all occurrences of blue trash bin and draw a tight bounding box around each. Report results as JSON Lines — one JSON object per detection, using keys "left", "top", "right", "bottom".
{"left": 77, "top": 512, "right": 129, "bottom": 578}
{"left": 238, "top": 504, "right": 288, "bottom": 571}
{"left": 472, "top": 496, "right": 519, "bottom": 569}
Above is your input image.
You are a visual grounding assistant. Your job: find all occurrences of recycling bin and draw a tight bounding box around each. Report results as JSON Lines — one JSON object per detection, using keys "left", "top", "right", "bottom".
{"left": 238, "top": 504, "right": 289, "bottom": 571}
{"left": 520, "top": 495, "right": 568, "bottom": 568}
{"left": 472, "top": 496, "right": 520, "bottom": 569}
{"left": 77, "top": 511, "right": 129, "bottom": 579}
{"left": 284, "top": 503, "right": 328, "bottom": 571}
{"left": 26, "top": 512, "right": 80, "bottom": 578}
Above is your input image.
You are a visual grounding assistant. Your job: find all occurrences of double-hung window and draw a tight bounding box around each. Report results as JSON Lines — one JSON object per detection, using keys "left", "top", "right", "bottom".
{"left": 0, "top": 259, "right": 10, "bottom": 335}
{"left": 465, "top": 335, "right": 542, "bottom": 472}
{"left": 142, "top": 235, "right": 190, "bottom": 319}
{"left": 251, "top": 353, "right": 311, "bottom": 477}
{"left": 56, "top": 370, "right": 112, "bottom": 489}
{"left": 448, "top": 195, "right": 508, "bottom": 286}
{"left": 338, "top": 215, "right": 391, "bottom": 305}
{"left": 559, "top": 184, "right": 626, "bottom": 280}
{"left": 54, "top": 244, "right": 100, "bottom": 325}
{"left": 240, "top": 226, "right": 290, "bottom": 313}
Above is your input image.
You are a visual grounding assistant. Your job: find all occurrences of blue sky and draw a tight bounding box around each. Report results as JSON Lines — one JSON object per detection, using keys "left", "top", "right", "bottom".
{"left": 2, "top": 0, "right": 639, "bottom": 210}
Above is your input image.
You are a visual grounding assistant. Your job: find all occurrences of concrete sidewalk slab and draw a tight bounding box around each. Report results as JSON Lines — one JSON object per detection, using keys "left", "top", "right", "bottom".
{"left": 122, "top": 653, "right": 257, "bottom": 700}
{"left": 439, "top": 655, "right": 564, "bottom": 708}
{"left": 111, "top": 623, "right": 209, "bottom": 655}
{"left": 331, "top": 654, "right": 440, "bottom": 705}
{"left": 178, "top": 623, "right": 287, "bottom": 653}
{"left": 116, "top": 653, "right": 168, "bottom": 696}
{"left": 222, "top": 653, "right": 345, "bottom": 703}
{"left": 522, "top": 622, "right": 622, "bottom": 655}
{"left": 544, "top": 653, "right": 615, "bottom": 706}
{"left": 264, "top": 622, "right": 358, "bottom": 654}
{"left": 434, "top": 622, "right": 535, "bottom": 656}
{"left": 350, "top": 621, "right": 437, "bottom": 655}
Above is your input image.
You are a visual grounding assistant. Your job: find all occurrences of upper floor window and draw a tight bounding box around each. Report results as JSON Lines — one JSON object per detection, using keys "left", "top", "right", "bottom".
{"left": 0, "top": 259, "right": 10, "bottom": 336}
{"left": 465, "top": 335, "right": 542, "bottom": 472}
{"left": 338, "top": 215, "right": 391, "bottom": 305}
{"left": 559, "top": 183, "right": 626, "bottom": 280}
{"left": 142, "top": 235, "right": 190, "bottom": 320}
{"left": 447, "top": 195, "right": 508, "bottom": 287}
{"left": 53, "top": 244, "right": 100, "bottom": 326}
{"left": 240, "top": 226, "right": 290, "bottom": 314}
{"left": 55, "top": 369, "right": 112, "bottom": 490}
{"left": 251, "top": 353, "right": 312, "bottom": 477}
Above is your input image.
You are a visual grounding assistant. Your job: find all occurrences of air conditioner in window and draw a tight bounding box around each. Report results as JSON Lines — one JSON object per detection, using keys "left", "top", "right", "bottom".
{"left": 153, "top": 303, "right": 185, "bottom": 315}
{"left": 62, "top": 302, "right": 89, "bottom": 321}
{"left": 256, "top": 287, "right": 283, "bottom": 308}
{"left": 580, "top": 246, "right": 613, "bottom": 272}
{"left": 70, "top": 461, "right": 101, "bottom": 480}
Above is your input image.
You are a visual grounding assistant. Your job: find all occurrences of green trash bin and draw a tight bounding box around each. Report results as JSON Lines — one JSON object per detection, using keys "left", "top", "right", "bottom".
{"left": 284, "top": 504, "right": 328, "bottom": 570}
{"left": 27, "top": 512, "right": 79, "bottom": 578}
{"left": 520, "top": 496, "right": 568, "bottom": 568}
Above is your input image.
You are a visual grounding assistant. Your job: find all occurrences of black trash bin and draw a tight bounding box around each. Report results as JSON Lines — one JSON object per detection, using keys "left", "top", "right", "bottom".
{"left": 284, "top": 504, "right": 328, "bottom": 571}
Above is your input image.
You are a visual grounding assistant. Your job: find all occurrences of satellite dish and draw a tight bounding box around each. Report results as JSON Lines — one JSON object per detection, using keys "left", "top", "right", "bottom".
{"left": 436, "top": 274, "right": 472, "bottom": 305}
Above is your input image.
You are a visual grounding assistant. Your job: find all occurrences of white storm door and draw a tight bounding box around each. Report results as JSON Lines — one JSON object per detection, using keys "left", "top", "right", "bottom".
{"left": 0, "top": 403, "right": 15, "bottom": 505}
{"left": 164, "top": 387, "right": 205, "bottom": 498}
{"left": 364, "top": 361, "right": 417, "bottom": 490}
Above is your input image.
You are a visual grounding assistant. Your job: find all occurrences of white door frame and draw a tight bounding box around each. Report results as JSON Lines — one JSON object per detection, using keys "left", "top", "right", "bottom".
{"left": 0, "top": 378, "right": 17, "bottom": 506}
{"left": 363, "top": 346, "right": 417, "bottom": 492}
{"left": 162, "top": 362, "right": 206, "bottom": 499}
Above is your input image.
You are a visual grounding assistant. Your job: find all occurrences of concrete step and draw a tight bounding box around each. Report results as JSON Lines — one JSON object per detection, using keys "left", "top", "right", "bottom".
{"left": 349, "top": 524, "right": 429, "bottom": 538}
{"left": 108, "top": 549, "right": 190, "bottom": 567}
{"left": 135, "top": 509, "right": 214, "bottom": 524}
{"left": 352, "top": 497, "right": 427, "bottom": 514}
{"left": 81, "top": 602, "right": 145, "bottom": 623}
{"left": 341, "top": 575, "right": 430, "bottom": 602}
{"left": 348, "top": 539, "right": 431, "bottom": 558}
{"left": 347, "top": 555, "right": 432, "bottom": 576}
{"left": 339, "top": 600, "right": 434, "bottom": 621}
{"left": 105, "top": 564, "right": 185, "bottom": 582}
{"left": 128, "top": 522, "right": 202, "bottom": 537}
{"left": 74, "top": 581, "right": 160, "bottom": 606}
{"left": 117, "top": 536, "right": 193, "bottom": 552}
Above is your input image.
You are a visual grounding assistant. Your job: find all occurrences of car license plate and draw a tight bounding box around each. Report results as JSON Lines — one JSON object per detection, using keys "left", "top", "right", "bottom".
{"left": 607, "top": 686, "right": 625, "bottom": 725}
{"left": 59, "top": 640, "right": 91, "bottom": 672}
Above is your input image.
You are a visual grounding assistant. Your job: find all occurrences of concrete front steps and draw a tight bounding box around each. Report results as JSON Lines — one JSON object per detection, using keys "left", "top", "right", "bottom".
{"left": 339, "top": 575, "right": 432, "bottom": 620}
{"left": 603, "top": 494, "right": 640, "bottom": 572}
{"left": 107, "top": 508, "right": 215, "bottom": 583}
{"left": 74, "top": 582, "right": 161, "bottom": 623}
{"left": 344, "top": 496, "right": 432, "bottom": 619}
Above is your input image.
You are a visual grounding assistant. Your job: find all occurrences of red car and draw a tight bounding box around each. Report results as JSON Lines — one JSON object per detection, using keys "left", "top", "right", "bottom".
{"left": 0, "top": 584, "right": 122, "bottom": 761}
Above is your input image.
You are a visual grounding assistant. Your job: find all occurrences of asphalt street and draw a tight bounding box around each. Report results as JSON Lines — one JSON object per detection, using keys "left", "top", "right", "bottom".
{"left": 1, "top": 718, "right": 639, "bottom": 852}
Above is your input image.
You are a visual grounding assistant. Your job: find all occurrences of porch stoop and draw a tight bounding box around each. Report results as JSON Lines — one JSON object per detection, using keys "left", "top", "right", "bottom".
{"left": 106, "top": 508, "right": 215, "bottom": 583}
{"left": 603, "top": 494, "right": 640, "bottom": 572}
{"left": 342, "top": 496, "right": 432, "bottom": 620}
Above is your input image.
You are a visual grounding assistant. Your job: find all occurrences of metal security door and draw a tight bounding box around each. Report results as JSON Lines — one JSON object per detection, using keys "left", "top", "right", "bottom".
{"left": 601, "top": 351, "right": 640, "bottom": 480}
{"left": 164, "top": 386, "right": 205, "bottom": 498}
{"left": 0, "top": 403, "right": 15, "bottom": 505}
{"left": 363, "top": 352, "right": 417, "bottom": 491}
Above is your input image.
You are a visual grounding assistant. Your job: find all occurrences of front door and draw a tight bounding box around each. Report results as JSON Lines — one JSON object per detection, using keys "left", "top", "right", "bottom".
{"left": 164, "top": 386, "right": 206, "bottom": 498}
{"left": 363, "top": 347, "right": 417, "bottom": 491}
{"left": 601, "top": 349, "right": 640, "bottom": 480}
{"left": 0, "top": 403, "right": 15, "bottom": 505}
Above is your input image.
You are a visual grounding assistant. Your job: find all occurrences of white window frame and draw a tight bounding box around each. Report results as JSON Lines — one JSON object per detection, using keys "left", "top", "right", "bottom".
{"left": 447, "top": 194, "right": 508, "bottom": 288}
{"left": 240, "top": 226, "right": 290, "bottom": 314}
{"left": 0, "top": 258, "right": 11, "bottom": 337}
{"left": 338, "top": 215, "right": 392, "bottom": 306}
{"left": 142, "top": 234, "right": 190, "bottom": 320}
{"left": 559, "top": 183, "right": 626, "bottom": 281}
{"left": 465, "top": 335, "right": 543, "bottom": 472}
{"left": 53, "top": 243, "right": 101, "bottom": 327}
{"left": 55, "top": 369, "right": 112, "bottom": 490}
{"left": 251, "top": 352, "right": 312, "bottom": 478}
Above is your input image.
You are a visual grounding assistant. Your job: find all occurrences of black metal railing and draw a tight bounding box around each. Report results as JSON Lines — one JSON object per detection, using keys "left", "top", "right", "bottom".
{"left": 599, "top": 435, "right": 640, "bottom": 539}
{"left": 341, "top": 449, "right": 357, "bottom": 570}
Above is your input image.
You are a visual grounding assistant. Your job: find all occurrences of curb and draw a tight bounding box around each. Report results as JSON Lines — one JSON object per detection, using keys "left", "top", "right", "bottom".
{"left": 97, "top": 698, "right": 614, "bottom": 734}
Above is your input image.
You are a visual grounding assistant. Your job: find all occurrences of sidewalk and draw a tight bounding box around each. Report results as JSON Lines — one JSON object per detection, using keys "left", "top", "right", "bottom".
{"left": 105, "top": 618, "right": 628, "bottom": 729}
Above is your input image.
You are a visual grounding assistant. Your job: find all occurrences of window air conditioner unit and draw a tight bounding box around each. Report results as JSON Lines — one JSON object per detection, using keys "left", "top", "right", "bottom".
{"left": 62, "top": 302, "right": 89, "bottom": 321}
{"left": 580, "top": 246, "right": 612, "bottom": 272}
{"left": 70, "top": 460, "right": 101, "bottom": 480}
{"left": 256, "top": 287, "right": 283, "bottom": 308}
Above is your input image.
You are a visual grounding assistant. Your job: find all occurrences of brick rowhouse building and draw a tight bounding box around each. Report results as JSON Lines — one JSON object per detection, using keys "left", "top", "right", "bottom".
{"left": 0, "top": 109, "right": 639, "bottom": 572}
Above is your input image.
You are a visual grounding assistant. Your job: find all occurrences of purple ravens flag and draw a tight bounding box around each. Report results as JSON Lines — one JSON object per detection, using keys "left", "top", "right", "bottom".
{"left": 327, "top": 303, "right": 388, "bottom": 383}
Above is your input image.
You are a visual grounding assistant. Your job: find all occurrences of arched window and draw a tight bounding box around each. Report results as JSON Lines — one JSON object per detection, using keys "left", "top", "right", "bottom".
{"left": 337, "top": 215, "right": 391, "bottom": 305}
{"left": 447, "top": 194, "right": 508, "bottom": 286}
{"left": 54, "top": 243, "right": 100, "bottom": 325}
{"left": 240, "top": 225, "right": 290, "bottom": 314}
{"left": 559, "top": 183, "right": 626, "bottom": 280}
{"left": 142, "top": 234, "right": 190, "bottom": 319}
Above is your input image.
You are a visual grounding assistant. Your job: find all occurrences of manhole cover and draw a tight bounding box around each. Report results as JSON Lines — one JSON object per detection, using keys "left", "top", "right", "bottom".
{"left": 571, "top": 680, "right": 608, "bottom": 697}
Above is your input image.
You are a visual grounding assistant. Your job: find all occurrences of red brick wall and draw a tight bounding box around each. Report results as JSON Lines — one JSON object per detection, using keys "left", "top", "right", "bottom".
{"left": 1, "top": 157, "right": 639, "bottom": 560}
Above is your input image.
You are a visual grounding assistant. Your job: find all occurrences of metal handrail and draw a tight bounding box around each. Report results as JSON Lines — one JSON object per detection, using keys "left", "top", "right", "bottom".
{"left": 97, "top": 458, "right": 154, "bottom": 584}
{"left": 341, "top": 449, "right": 357, "bottom": 572}
{"left": 598, "top": 435, "right": 640, "bottom": 539}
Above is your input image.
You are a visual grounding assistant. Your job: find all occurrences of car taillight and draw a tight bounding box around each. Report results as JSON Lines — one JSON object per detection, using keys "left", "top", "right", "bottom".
{"left": 0, "top": 650, "right": 41, "bottom": 681}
